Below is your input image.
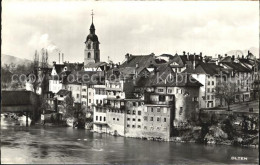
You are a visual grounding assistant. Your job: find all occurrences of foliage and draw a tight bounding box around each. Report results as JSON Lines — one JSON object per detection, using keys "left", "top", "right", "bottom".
{"left": 214, "top": 81, "right": 239, "bottom": 111}
{"left": 221, "top": 116, "right": 235, "bottom": 140}
{"left": 1, "top": 62, "right": 34, "bottom": 90}
{"left": 62, "top": 95, "right": 76, "bottom": 118}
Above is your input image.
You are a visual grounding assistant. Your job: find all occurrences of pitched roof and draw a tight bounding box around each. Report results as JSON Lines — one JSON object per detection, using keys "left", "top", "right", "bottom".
{"left": 56, "top": 89, "right": 70, "bottom": 96}
{"left": 135, "top": 65, "right": 202, "bottom": 87}
{"left": 221, "top": 62, "right": 251, "bottom": 72}
{"left": 65, "top": 71, "right": 105, "bottom": 85}
{"left": 1, "top": 90, "right": 36, "bottom": 106}
{"left": 85, "top": 62, "right": 107, "bottom": 68}
{"left": 120, "top": 54, "right": 155, "bottom": 68}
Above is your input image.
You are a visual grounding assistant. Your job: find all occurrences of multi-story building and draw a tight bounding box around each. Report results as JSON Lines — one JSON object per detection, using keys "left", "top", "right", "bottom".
{"left": 185, "top": 62, "right": 223, "bottom": 108}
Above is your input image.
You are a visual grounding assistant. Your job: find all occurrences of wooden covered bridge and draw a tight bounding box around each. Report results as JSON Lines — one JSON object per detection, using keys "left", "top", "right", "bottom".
{"left": 1, "top": 90, "right": 40, "bottom": 126}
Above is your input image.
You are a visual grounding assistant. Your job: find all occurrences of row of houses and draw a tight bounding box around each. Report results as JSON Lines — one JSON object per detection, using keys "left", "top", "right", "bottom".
{"left": 26, "top": 50, "right": 257, "bottom": 140}
{"left": 25, "top": 19, "right": 259, "bottom": 140}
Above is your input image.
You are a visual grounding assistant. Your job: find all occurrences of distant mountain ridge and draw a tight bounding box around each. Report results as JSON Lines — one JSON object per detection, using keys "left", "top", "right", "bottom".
{"left": 1, "top": 54, "right": 33, "bottom": 66}
{"left": 225, "top": 47, "right": 259, "bottom": 58}
{"left": 1, "top": 54, "right": 52, "bottom": 67}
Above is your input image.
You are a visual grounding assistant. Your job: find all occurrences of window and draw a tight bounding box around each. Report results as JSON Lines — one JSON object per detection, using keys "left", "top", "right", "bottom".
{"left": 144, "top": 116, "right": 148, "bottom": 121}
{"left": 132, "top": 110, "right": 136, "bottom": 115}
{"left": 157, "top": 108, "right": 160, "bottom": 113}
{"left": 144, "top": 108, "right": 148, "bottom": 112}
{"left": 150, "top": 117, "right": 153, "bottom": 121}
{"left": 117, "top": 118, "right": 119, "bottom": 121}
{"left": 157, "top": 117, "right": 160, "bottom": 122}
{"left": 207, "top": 95, "right": 210, "bottom": 100}
{"left": 144, "top": 126, "right": 147, "bottom": 130}
{"left": 104, "top": 117, "right": 106, "bottom": 121}
{"left": 96, "top": 100, "right": 98, "bottom": 104}
{"left": 158, "top": 89, "right": 164, "bottom": 92}
{"left": 179, "top": 107, "right": 183, "bottom": 115}
{"left": 163, "top": 108, "right": 167, "bottom": 113}
{"left": 89, "top": 92, "right": 91, "bottom": 95}
{"left": 208, "top": 81, "right": 210, "bottom": 85}
{"left": 138, "top": 125, "right": 141, "bottom": 128}
{"left": 157, "top": 127, "right": 160, "bottom": 130}
{"left": 168, "top": 89, "right": 172, "bottom": 93}
{"left": 133, "top": 102, "right": 136, "bottom": 106}
{"left": 88, "top": 52, "right": 91, "bottom": 58}
{"left": 159, "top": 95, "right": 165, "bottom": 102}
{"left": 113, "top": 118, "right": 115, "bottom": 121}
{"left": 211, "top": 95, "right": 214, "bottom": 100}
{"left": 212, "top": 88, "right": 214, "bottom": 92}
{"left": 132, "top": 118, "right": 136, "bottom": 121}
{"left": 127, "top": 118, "right": 130, "bottom": 121}
{"left": 164, "top": 118, "right": 167, "bottom": 122}
{"left": 88, "top": 44, "right": 91, "bottom": 49}
{"left": 176, "top": 89, "right": 179, "bottom": 94}
{"left": 151, "top": 108, "right": 154, "bottom": 112}
{"left": 132, "top": 125, "right": 135, "bottom": 128}
{"left": 207, "top": 88, "right": 210, "bottom": 92}
{"left": 100, "top": 116, "right": 102, "bottom": 121}
{"left": 212, "top": 81, "right": 214, "bottom": 85}
{"left": 83, "top": 89, "right": 86, "bottom": 92}
{"left": 193, "top": 97, "right": 198, "bottom": 101}
{"left": 138, "top": 119, "right": 141, "bottom": 122}
{"left": 89, "top": 99, "right": 91, "bottom": 103}
{"left": 96, "top": 116, "right": 98, "bottom": 121}
{"left": 138, "top": 111, "right": 141, "bottom": 115}
{"left": 127, "top": 124, "right": 130, "bottom": 127}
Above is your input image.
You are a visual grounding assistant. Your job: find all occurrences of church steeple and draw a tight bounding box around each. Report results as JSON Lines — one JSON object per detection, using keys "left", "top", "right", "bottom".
{"left": 90, "top": 10, "right": 95, "bottom": 34}
{"left": 84, "top": 10, "right": 100, "bottom": 67}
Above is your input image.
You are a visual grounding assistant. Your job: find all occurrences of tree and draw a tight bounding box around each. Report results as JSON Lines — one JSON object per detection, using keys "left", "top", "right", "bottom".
{"left": 215, "top": 81, "right": 239, "bottom": 111}
{"left": 61, "top": 95, "right": 75, "bottom": 118}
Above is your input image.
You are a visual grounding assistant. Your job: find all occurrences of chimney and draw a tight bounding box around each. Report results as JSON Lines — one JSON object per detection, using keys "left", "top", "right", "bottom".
{"left": 62, "top": 53, "right": 64, "bottom": 63}
{"left": 193, "top": 53, "right": 196, "bottom": 69}
{"left": 125, "top": 53, "right": 130, "bottom": 62}
{"left": 225, "top": 54, "right": 227, "bottom": 57}
{"left": 59, "top": 53, "right": 60, "bottom": 64}
{"left": 199, "top": 52, "right": 202, "bottom": 61}
{"left": 136, "top": 62, "right": 139, "bottom": 68}
{"left": 242, "top": 55, "right": 244, "bottom": 59}
{"left": 53, "top": 61, "right": 56, "bottom": 65}
{"left": 183, "top": 51, "right": 186, "bottom": 55}
{"left": 231, "top": 55, "right": 235, "bottom": 61}
{"left": 248, "top": 50, "right": 250, "bottom": 55}
{"left": 187, "top": 52, "right": 190, "bottom": 60}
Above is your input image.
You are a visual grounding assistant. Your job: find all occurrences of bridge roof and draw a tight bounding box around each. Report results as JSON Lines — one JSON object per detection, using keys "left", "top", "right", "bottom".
{"left": 1, "top": 90, "right": 35, "bottom": 106}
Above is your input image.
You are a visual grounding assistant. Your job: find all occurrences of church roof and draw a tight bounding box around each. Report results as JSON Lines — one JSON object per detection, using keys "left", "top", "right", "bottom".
{"left": 86, "top": 33, "right": 99, "bottom": 42}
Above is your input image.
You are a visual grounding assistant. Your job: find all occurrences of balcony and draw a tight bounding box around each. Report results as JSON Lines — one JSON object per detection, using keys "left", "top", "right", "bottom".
{"left": 106, "top": 87, "right": 122, "bottom": 91}
{"left": 145, "top": 101, "right": 174, "bottom": 105}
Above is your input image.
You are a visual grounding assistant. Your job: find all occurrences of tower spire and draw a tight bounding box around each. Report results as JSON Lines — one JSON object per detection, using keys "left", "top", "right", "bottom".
{"left": 91, "top": 10, "right": 94, "bottom": 24}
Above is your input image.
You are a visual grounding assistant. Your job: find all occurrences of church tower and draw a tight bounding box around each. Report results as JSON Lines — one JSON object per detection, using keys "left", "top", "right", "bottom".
{"left": 84, "top": 11, "right": 100, "bottom": 66}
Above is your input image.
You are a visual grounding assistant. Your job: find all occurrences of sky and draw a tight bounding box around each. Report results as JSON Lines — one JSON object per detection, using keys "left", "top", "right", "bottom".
{"left": 2, "top": 0, "right": 259, "bottom": 64}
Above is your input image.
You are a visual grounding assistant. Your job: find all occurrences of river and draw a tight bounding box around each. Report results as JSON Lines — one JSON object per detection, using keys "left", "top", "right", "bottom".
{"left": 1, "top": 121, "right": 258, "bottom": 164}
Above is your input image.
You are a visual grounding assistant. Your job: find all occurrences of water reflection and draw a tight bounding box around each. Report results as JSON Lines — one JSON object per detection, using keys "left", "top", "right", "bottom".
{"left": 1, "top": 124, "right": 258, "bottom": 164}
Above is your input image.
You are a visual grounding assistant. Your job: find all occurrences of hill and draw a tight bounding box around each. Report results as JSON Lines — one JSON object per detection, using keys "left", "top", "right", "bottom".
{"left": 1, "top": 54, "right": 33, "bottom": 66}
